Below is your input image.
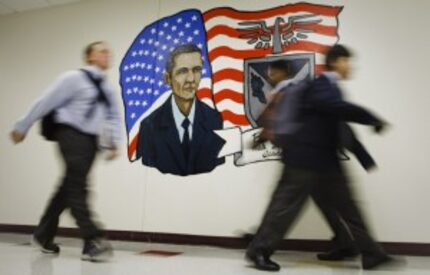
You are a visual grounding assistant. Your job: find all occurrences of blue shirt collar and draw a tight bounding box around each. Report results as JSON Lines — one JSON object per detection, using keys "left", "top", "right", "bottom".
{"left": 83, "top": 65, "right": 105, "bottom": 80}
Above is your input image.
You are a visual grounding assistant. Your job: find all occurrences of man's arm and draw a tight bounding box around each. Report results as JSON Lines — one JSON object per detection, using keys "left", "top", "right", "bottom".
{"left": 103, "top": 84, "right": 123, "bottom": 158}
{"left": 11, "top": 71, "right": 78, "bottom": 142}
{"left": 309, "top": 78, "right": 386, "bottom": 129}
{"left": 340, "top": 123, "right": 376, "bottom": 171}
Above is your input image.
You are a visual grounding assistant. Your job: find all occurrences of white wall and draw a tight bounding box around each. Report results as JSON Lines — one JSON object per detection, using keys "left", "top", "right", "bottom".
{"left": 1, "top": 0, "right": 429, "bottom": 243}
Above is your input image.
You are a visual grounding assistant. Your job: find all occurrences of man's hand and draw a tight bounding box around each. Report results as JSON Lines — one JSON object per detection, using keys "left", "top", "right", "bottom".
{"left": 373, "top": 121, "right": 389, "bottom": 134}
{"left": 10, "top": 130, "right": 26, "bottom": 144}
{"left": 364, "top": 163, "right": 378, "bottom": 173}
{"left": 105, "top": 147, "right": 119, "bottom": 161}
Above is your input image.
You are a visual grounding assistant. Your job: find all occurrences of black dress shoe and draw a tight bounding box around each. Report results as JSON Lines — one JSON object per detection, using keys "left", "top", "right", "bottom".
{"left": 317, "top": 248, "right": 359, "bottom": 261}
{"left": 246, "top": 251, "right": 280, "bottom": 272}
{"left": 362, "top": 254, "right": 393, "bottom": 270}
{"left": 81, "top": 238, "right": 113, "bottom": 262}
{"left": 32, "top": 236, "right": 60, "bottom": 254}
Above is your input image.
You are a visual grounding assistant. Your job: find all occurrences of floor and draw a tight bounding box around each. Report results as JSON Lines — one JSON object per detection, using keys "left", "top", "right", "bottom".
{"left": 0, "top": 233, "right": 428, "bottom": 275}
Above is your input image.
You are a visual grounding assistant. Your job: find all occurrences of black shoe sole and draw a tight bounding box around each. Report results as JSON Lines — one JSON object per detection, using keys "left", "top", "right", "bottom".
{"left": 245, "top": 252, "right": 281, "bottom": 272}
{"left": 317, "top": 254, "right": 359, "bottom": 261}
{"left": 363, "top": 256, "right": 393, "bottom": 270}
{"left": 31, "top": 237, "right": 60, "bottom": 254}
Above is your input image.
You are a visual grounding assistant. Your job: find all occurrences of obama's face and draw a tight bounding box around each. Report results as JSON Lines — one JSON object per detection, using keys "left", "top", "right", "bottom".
{"left": 164, "top": 52, "right": 203, "bottom": 102}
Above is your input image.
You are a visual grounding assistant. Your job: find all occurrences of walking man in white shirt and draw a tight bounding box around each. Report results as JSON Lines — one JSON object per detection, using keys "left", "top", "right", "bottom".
{"left": 10, "top": 41, "right": 122, "bottom": 262}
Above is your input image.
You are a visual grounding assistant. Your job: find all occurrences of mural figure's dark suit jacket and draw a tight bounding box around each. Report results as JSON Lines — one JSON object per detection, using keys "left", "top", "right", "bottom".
{"left": 136, "top": 96, "right": 225, "bottom": 176}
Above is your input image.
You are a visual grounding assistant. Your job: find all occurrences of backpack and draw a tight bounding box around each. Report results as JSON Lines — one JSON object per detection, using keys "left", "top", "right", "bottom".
{"left": 40, "top": 69, "right": 109, "bottom": 141}
{"left": 40, "top": 111, "right": 58, "bottom": 141}
{"left": 258, "top": 80, "right": 311, "bottom": 148}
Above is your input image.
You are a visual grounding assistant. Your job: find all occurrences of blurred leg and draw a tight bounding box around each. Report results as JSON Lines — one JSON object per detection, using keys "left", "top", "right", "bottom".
{"left": 312, "top": 187, "right": 356, "bottom": 251}
{"left": 247, "top": 167, "right": 317, "bottom": 257}
{"left": 56, "top": 126, "right": 104, "bottom": 241}
{"left": 319, "top": 170, "right": 385, "bottom": 257}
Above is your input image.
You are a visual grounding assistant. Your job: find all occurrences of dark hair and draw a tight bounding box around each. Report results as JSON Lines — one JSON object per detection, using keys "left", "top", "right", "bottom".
{"left": 268, "top": 59, "right": 290, "bottom": 74}
{"left": 325, "top": 44, "right": 352, "bottom": 70}
{"left": 165, "top": 44, "right": 202, "bottom": 75}
{"left": 84, "top": 41, "right": 104, "bottom": 63}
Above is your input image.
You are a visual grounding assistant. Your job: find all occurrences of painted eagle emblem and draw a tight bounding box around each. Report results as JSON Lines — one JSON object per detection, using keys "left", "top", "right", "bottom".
{"left": 238, "top": 14, "right": 322, "bottom": 54}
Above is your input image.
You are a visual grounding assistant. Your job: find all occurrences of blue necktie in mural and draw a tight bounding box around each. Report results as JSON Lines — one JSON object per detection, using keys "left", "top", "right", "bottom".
{"left": 181, "top": 118, "right": 191, "bottom": 160}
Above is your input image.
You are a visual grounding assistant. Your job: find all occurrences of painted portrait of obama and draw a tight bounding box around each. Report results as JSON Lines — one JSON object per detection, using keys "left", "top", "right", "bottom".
{"left": 136, "top": 44, "right": 225, "bottom": 176}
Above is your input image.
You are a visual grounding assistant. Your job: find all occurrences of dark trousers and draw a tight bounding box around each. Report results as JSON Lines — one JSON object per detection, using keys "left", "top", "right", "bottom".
{"left": 312, "top": 189, "right": 356, "bottom": 251}
{"left": 247, "top": 166, "right": 385, "bottom": 259}
{"left": 33, "top": 125, "right": 103, "bottom": 243}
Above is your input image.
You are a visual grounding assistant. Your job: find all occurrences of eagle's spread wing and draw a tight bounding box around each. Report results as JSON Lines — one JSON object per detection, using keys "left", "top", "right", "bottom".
{"left": 238, "top": 21, "right": 273, "bottom": 49}
{"left": 281, "top": 14, "right": 322, "bottom": 45}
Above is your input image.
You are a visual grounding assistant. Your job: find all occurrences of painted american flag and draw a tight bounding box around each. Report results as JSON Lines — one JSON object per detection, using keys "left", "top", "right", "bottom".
{"left": 120, "top": 4, "right": 342, "bottom": 161}
{"left": 120, "top": 10, "right": 213, "bottom": 161}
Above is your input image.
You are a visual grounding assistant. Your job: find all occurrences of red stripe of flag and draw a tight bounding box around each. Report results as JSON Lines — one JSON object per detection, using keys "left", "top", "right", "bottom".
{"left": 199, "top": 89, "right": 244, "bottom": 104}
{"left": 213, "top": 89, "right": 244, "bottom": 104}
{"left": 196, "top": 88, "right": 213, "bottom": 100}
{"left": 220, "top": 110, "right": 249, "bottom": 125}
{"left": 206, "top": 24, "right": 338, "bottom": 40}
{"left": 128, "top": 135, "right": 139, "bottom": 160}
{"left": 213, "top": 69, "right": 244, "bottom": 83}
{"left": 209, "top": 46, "right": 272, "bottom": 61}
{"left": 209, "top": 41, "right": 330, "bottom": 62}
{"left": 203, "top": 4, "right": 342, "bottom": 21}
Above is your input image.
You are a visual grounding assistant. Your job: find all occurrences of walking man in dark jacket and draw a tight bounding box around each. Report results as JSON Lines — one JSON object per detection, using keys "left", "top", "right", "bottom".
{"left": 246, "top": 45, "right": 392, "bottom": 271}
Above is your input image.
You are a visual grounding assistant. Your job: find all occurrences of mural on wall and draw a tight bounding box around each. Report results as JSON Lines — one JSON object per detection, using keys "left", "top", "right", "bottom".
{"left": 120, "top": 3, "right": 343, "bottom": 176}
